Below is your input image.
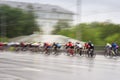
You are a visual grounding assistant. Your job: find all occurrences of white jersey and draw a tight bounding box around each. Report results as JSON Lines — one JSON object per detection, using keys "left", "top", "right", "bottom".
{"left": 106, "top": 43, "right": 112, "bottom": 48}
{"left": 76, "top": 44, "right": 83, "bottom": 48}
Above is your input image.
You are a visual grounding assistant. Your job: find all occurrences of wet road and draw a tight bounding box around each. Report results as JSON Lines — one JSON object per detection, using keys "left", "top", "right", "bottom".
{"left": 0, "top": 51, "right": 120, "bottom": 80}
{"left": 10, "top": 34, "right": 82, "bottom": 43}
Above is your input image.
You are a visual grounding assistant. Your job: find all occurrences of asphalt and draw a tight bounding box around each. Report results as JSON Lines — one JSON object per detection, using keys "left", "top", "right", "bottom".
{"left": 0, "top": 51, "right": 120, "bottom": 80}
{"left": 10, "top": 34, "right": 83, "bottom": 43}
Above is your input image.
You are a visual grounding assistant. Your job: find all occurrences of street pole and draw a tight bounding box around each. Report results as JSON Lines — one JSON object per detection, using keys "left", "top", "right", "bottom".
{"left": 76, "top": 0, "right": 81, "bottom": 24}
{"left": 76, "top": 0, "right": 81, "bottom": 40}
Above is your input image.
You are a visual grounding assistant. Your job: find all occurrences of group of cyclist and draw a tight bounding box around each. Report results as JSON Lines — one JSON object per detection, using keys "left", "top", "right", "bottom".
{"left": 105, "top": 42, "right": 119, "bottom": 56}
{"left": 0, "top": 41, "right": 95, "bottom": 57}
{"left": 1, "top": 41, "right": 119, "bottom": 57}
{"left": 64, "top": 41, "right": 95, "bottom": 56}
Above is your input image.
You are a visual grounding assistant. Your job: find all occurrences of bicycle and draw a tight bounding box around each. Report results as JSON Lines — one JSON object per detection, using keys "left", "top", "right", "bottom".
{"left": 66, "top": 47, "right": 75, "bottom": 56}
{"left": 87, "top": 48, "right": 95, "bottom": 58}
{"left": 44, "top": 47, "right": 52, "bottom": 55}
{"left": 104, "top": 47, "right": 111, "bottom": 57}
{"left": 109, "top": 49, "right": 119, "bottom": 57}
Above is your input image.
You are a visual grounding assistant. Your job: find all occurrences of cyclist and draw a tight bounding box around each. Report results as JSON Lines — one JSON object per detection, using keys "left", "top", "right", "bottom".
{"left": 75, "top": 42, "right": 83, "bottom": 56}
{"left": 88, "top": 41, "right": 94, "bottom": 50}
{"left": 31, "top": 42, "right": 40, "bottom": 52}
{"left": 52, "top": 42, "right": 61, "bottom": 55}
{"left": 68, "top": 42, "right": 74, "bottom": 48}
{"left": 65, "top": 42, "right": 74, "bottom": 56}
{"left": 105, "top": 43, "right": 112, "bottom": 51}
{"left": 0, "top": 42, "right": 4, "bottom": 51}
{"left": 65, "top": 42, "right": 70, "bottom": 49}
{"left": 44, "top": 42, "right": 51, "bottom": 49}
{"left": 104, "top": 43, "right": 112, "bottom": 56}
{"left": 84, "top": 42, "right": 89, "bottom": 49}
{"left": 43, "top": 42, "right": 52, "bottom": 54}
{"left": 53, "top": 42, "right": 61, "bottom": 49}
{"left": 87, "top": 41, "right": 94, "bottom": 57}
{"left": 111, "top": 42, "right": 119, "bottom": 55}
{"left": 20, "top": 42, "right": 26, "bottom": 51}
{"left": 105, "top": 43, "right": 112, "bottom": 48}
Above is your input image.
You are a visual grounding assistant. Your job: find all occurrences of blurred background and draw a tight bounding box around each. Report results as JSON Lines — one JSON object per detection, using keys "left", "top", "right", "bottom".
{"left": 0, "top": 0, "right": 120, "bottom": 45}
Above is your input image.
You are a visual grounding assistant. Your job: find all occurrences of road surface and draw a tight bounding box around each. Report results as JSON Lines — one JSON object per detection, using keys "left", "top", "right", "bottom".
{"left": 10, "top": 34, "right": 83, "bottom": 43}
{"left": 0, "top": 51, "right": 120, "bottom": 80}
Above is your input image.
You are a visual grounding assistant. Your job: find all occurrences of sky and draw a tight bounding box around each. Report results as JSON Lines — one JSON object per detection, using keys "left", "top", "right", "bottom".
{"left": 3, "top": 0, "right": 120, "bottom": 24}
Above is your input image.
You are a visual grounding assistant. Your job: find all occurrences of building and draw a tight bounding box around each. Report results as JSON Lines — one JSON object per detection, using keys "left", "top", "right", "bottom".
{"left": 0, "top": 0, "right": 74, "bottom": 32}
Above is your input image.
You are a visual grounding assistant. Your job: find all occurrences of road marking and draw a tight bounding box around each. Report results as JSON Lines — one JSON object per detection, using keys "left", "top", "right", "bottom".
{"left": 0, "top": 67, "right": 43, "bottom": 72}
{"left": 0, "top": 73, "right": 27, "bottom": 80}
{"left": 22, "top": 67, "right": 43, "bottom": 72}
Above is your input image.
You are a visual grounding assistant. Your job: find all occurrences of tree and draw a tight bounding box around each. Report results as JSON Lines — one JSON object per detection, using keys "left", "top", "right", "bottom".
{"left": 0, "top": 5, "right": 40, "bottom": 38}
{"left": 54, "top": 21, "right": 120, "bottom": 45}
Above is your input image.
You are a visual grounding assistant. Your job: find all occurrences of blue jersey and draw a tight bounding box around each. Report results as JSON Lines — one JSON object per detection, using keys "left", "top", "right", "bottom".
{"left": 56, "top": 44, "right": 61, "bottom": 48}
{"left": 112, "top": 43, "right": 117, "bottom": 49}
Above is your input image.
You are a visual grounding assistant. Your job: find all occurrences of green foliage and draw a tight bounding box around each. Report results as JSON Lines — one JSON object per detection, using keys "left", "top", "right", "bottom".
{"left": 100, "top": 24, "right": 120, "bottom": 39}
{"left": 79, "top": 22, "right": 120, "bottom": 45}
{"left": 0, "top": 37, "right": 9, "bottom": 42}
{"left": 54, "top": 21, "right": 120, "bottom": 45}
{"left": 105, "top": 34, "right": 120, "bottom": 43}
{"left": 57, "top": 28, "right": 76, "bottom": 38}
{"left": 0, "top": 5, "right": 40, "bottom": 38}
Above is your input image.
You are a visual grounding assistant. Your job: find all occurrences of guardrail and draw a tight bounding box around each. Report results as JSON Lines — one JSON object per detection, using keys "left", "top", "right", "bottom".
{"left": 95, "top": 45, "right": 105, "bottom": 50}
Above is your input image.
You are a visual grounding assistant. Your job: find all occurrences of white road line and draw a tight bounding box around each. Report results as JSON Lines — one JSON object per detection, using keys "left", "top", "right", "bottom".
{"left": 0, "top": 67, "right": 43, "bottom": 72}
{"left": 0, "top": 73, "right": 27, "bottom": 80}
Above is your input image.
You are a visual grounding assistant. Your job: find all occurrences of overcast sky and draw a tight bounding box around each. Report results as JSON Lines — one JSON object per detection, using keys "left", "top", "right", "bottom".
{"left": 3, "top": 0, "right": 120, "bottom": 24}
